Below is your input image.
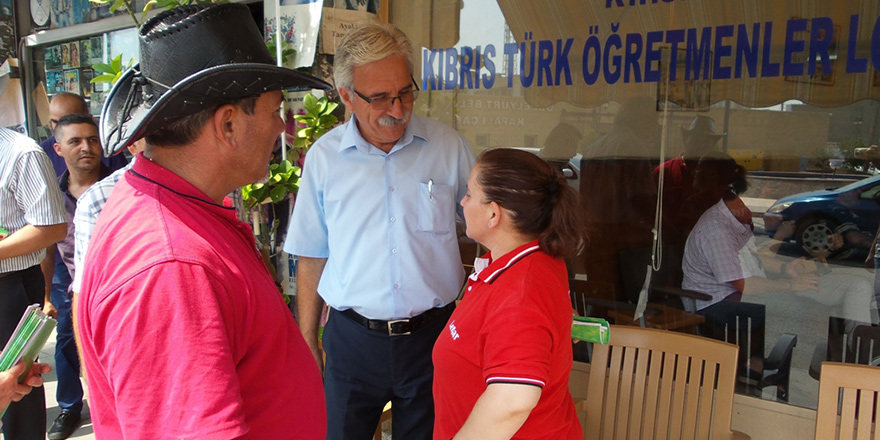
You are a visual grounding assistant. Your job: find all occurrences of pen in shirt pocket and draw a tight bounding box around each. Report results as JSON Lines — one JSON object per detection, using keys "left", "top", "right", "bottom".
{"left": 428, "top": 179, "right": 434, "bottom": 200}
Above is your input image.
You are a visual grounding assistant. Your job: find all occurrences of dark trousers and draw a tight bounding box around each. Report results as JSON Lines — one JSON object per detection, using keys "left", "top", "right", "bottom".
{"left": 322, "top": 306, "right": 453, "bottom": 440}
{"left": 0, "top": 265, "right": 47, "bottom": 440}
{"left": 49, "top": 259, "right": 83, "bottom": 414}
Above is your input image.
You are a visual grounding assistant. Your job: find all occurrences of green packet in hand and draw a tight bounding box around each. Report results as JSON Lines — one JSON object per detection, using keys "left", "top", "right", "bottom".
{"left": 0, "top": 226, "right": 8, "bottom": 239}
{"left": 572, "top": 316, "right": 610, "bottom": 344}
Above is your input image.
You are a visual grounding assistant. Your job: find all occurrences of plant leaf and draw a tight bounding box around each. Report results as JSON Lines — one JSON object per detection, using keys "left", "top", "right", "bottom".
{"left": 269, "top": 185, "right": 288, "bottom": 203}
{"left": 110, "top": 54, "right": 122, "bottom": 72}
{"left": 318, "top": 115, "right": 337, "bottom": 126}
{"left": 303, "top": 93, "right": 317, "bottom": 109}
{"left": 91, "top": 63, "right": 115, "bottom": 74}
{"left": 90, "top": 73, "right": 117, "bottom": 84}
{"left": 141, "top": 0, "right": 157, "bottom": 21}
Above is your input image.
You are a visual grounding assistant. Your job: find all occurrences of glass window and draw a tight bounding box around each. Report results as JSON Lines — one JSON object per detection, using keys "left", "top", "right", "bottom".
{"left": 407, "top": 0, "right": 880, "bottom": 410}
{"left": 32, "top": 26, "right": 139, "bottom": 139}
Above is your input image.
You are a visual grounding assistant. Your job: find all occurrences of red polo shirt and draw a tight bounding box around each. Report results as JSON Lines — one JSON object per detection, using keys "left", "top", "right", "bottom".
{"left": 432, "top": 240, "right": 581, "bottom": 439}
{"left": 76, "top": 154, "right": 326, "bottom": 439}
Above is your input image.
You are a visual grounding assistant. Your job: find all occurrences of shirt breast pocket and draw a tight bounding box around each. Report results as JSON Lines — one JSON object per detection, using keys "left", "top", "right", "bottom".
{"left": 417, "top": 181, "right": 454, "bottom": 234}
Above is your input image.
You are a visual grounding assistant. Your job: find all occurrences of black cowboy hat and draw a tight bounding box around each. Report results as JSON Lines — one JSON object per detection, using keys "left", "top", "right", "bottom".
{"left": 101, "top": 3, "right": 331, "bottom": 157}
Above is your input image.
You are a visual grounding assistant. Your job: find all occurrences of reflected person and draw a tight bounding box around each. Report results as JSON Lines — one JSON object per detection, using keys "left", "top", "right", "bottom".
{"left": 683, "top": 158, "right": 874, "bottom": 324}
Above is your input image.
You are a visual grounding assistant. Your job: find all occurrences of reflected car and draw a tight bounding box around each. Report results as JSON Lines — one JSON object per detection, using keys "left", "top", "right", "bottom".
{"left": 763, "top": 174, "right": 880, "bottom": 255}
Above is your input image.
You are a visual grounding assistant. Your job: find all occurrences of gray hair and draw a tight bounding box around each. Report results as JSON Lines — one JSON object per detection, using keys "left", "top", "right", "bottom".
{"left": 333, "top": 22, "right": 414, "bottom": 91}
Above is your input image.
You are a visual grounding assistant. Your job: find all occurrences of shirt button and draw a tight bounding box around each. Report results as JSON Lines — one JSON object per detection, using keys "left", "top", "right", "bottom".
{"left": 393, "top": 284, "right": 399, "bottom": 289}
{"left": 392, "top": 248, "right": 398, "bottom": 254}
{"left": 390, "top": 217, "right": 396, "bottom": 222}
{"left": 468, "top": 286, "right": 472, "bottom": 291}
{"left": 389, "top": 186, "right": 395, "bottom": 192}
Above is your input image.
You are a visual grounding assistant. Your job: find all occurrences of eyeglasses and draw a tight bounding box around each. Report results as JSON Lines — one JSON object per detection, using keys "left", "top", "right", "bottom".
{"left": 352, "top": 77, "right": 420, "bottom": 111}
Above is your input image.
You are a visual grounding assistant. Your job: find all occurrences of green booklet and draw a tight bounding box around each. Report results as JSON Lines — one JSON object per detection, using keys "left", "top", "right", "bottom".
{"left": 572, "top": 316, "right": 610, "bottom": 344}
{"left": 0, "top": 304, "right": 56, "bottom": 416}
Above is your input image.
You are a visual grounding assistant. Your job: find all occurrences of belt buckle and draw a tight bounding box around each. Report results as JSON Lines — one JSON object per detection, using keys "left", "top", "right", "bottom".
{"left": 387, "top": 319, "right": 412, "bottom": 336}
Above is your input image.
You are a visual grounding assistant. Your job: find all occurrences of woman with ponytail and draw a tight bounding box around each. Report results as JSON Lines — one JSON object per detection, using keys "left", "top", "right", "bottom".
{"left": 432, "top": 148, "right": 586, "bottom": 440}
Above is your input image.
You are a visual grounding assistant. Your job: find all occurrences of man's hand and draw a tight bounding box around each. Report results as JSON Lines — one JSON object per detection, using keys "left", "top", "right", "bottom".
{"left": 42, "top": 301, "right": 58, "bottom": 320}
{"left": 0, "top": 361, "right": 50, "bottom": 409}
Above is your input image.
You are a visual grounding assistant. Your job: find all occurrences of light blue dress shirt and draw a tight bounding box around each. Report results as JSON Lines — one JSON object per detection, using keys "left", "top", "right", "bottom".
{"left": 284, "top": 114, "right": 476, "bottom": 320}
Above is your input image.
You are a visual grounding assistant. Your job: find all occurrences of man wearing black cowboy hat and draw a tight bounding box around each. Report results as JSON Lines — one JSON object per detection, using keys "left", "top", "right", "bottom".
{"left": 74, "top": 4, "right": 331, "bottom": 439}
{"left": 653, "top": 114, "right": 727, "bottom": 247}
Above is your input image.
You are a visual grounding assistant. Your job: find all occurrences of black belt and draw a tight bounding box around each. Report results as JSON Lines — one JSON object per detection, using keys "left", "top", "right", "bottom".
{"left": 339, "top": 303, "right": 455, "bottom": 336}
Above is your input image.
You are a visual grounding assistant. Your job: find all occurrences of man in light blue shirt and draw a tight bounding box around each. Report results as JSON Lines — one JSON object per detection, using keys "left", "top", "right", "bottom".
{"left": 284, "top": 22, "right": 475, "bottom": 440}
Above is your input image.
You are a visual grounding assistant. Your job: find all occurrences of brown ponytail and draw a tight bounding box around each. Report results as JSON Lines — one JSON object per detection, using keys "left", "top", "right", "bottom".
{"left": 476, "top": 148, "right": 588, "bottom": 258}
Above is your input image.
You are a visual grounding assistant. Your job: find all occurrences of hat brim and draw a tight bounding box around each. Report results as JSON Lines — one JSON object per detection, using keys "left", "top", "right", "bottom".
{"left": 101, "top": 63, "right": 331, "bottom": 157}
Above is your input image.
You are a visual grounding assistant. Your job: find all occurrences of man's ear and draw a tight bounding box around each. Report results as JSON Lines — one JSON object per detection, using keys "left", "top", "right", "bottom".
{"left": 338, "top": 88, "right": 355, "bottom": 109}
{"left": 53, "top": 142, "right": 63, "bottom": 156}
{"left": 212, "top": 104, "right": 239, "bottom": 148}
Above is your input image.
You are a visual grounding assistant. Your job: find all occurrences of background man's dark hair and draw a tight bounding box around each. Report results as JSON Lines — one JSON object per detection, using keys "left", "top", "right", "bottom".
{"left": 54, "top": 113, "right": 97, "bottom": 138}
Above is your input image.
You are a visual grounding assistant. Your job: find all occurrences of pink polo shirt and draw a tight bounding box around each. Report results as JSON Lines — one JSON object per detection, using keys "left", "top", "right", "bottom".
{"left": 432, "top": 240, "right": 581, "bottom": 439}
{"left": 76, "top": 154, "right": 326, "bottom": 439}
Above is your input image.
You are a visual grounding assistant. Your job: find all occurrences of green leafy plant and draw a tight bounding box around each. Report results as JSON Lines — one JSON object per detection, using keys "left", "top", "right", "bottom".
{"left": 266, "top": 35, "right": 297, "bottom": 66}
{"left": 291, "top": 94, "right": 338, "bottom": 151}
{"left": 90, "top": 54, "right": 134, "bottom": 85}
{"left": 90, "top": 0, "right": 141, "bottom": 27}
{"left": 241, "top": 159, "right": 302, "bottom": 209}
{"left": 90, "top": 0, "right": 226, "bottom": 26}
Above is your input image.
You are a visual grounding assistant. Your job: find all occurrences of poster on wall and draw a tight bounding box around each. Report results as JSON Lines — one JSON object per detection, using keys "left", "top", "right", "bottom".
{"left": 47, "top": 70, "right": 63, "bottom": 94}
{"left": 263, "top": 0, "right": 322, "bottom": 69}
{"left": 67, "top": 42, "right": 81, "bottom": 68}
{"left": 80, "top": 69, "right": 93, "bottom": 97}
{"left": 319, "top": 6, "right": 376, "bottom": 55}
{"left": 45, "top": 45, "right": 62, "bottom": 70}
{"left": 82, "top": 37, "right": 102, "bottom": 65}
{"left": 61, "top": 44, "right": 70, "bottom": 68}
{"left": 63, "top": 69, "right": 79, "bottom": 94}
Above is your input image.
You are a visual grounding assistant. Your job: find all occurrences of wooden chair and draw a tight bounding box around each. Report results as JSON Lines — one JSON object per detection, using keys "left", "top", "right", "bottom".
{"left": 815, "top": 362, "right": 880, "bottom": 440}
{"left": 579, "top": 325, "right": 749, "bottom": 440}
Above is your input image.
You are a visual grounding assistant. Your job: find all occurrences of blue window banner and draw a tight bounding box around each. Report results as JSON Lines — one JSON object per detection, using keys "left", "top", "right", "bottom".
{"left": 420, "top": 1, "right": 880, "bottom": 109}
